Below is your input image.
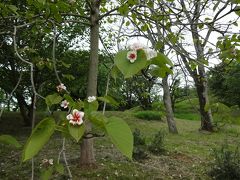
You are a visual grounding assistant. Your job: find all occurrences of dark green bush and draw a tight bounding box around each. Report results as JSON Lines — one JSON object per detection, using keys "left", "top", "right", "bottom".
{"left": 148, "top": 130, "right": 166, "bottom": 155}
{"left": 132, "top": 129, "right": 148, "bottom": 161}
{"left": 134, "top": 111, "right": 163, "bottom": 121}
{"left": 209, "top": 143, "right": 240, "bottom": 180}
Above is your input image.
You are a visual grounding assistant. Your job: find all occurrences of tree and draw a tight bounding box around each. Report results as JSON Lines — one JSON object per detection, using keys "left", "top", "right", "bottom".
{"left": 209, "top": 61, "right": 240, "bottom": 107}
{"left": 126, "top": 0, "right": 239, "bottom": 131}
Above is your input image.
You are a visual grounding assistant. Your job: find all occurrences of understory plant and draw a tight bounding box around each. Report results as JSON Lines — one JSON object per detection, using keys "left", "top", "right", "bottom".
{"left": 148, "top": 129, "right": 166, "bottom": 155}
{"left": 0, "top": 41, "right": 173, "bottom": 178}
{"left": 209, "top": 142, "right": 240, "bottom": 180}
{"left": 133, "top": 128, "right": 148, "bottom": 161}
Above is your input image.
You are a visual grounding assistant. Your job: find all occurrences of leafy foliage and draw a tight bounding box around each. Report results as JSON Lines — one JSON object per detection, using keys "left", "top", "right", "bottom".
{"left": 148, "top": 130, "right": 166, "bottom": 155}
{"left": 132, "top": 129, "right": 148, "bottom": 161}
{"left": 209, "top": 62, "right": 240, "bottom": 107}
{"left": 209, "top": 143, "right": 240, "bottom": 180}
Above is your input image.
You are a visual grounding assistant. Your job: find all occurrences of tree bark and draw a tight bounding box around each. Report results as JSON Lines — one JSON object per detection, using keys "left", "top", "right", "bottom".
{"left": 80, "top": 0, "right": 100, "bottom": 166}
{"left": 194, "top": 68, "right": 213, "bottom": 131}
{"left": 189, "top": 1, "right": 213, "bottom": 131}
{"left": 162, "top": 75, "right": 178, "bottom": 134}
{"left": 16, "top": 93, "right": 31, "bottom": 126}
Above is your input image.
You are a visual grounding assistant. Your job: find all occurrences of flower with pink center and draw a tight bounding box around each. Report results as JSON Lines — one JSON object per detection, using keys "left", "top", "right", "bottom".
{"left": 56, "top": 83, "right": 66, "bottom": 92}
{"left": 127, "top": 50, "right": 137, "bottom": 63}
{"left": 60, "top": 100, "right": 69, "bottom": 109}
{"left": 66, "top": 109, "right": 84, "bottom": 125}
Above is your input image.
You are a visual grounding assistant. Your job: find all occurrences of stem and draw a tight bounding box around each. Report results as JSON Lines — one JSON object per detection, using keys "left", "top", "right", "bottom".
{"left": 62, "top": 138, "right": 72, "bottom": 179}
{"left": 102, "top": 73, "right": 110, "bottom": 115}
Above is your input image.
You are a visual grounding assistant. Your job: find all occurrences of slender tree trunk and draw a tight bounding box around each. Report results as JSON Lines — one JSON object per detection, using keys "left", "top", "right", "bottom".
{"left": 194, "top": 67, "right": 213, "bottom": 131}
{"left": 162, "top": 75, "right": 178, "bottom": 134}
{"left": 189, "top": 1, "right": 213, "bottom": 131}
{"left": 80, "top": 0, "right": 100, "bottom": 166}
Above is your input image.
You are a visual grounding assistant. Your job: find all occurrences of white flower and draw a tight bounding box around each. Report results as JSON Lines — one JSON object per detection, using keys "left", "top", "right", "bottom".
{"left": 66, "top": 109, "right": 84, "bottom": 125}
{"left": 87, "top": 96, "right": 96, "bottom": 102}
{"left": 127, "top": 50, "right": 137, "bottom": 63}
{"left": 42, "top": 159, "right": 48, "bottom": 164}
{"left": 48, "top": 159, "right": 53, "bottom": 165}
{"left": 144, "top": 48, "right": 157, "bottom": 60}
{"left": 60, "top": 100, "right": 69, "bottom": 109}
{"left": 56, "top": 83, "right": 66, "bottom": 92}
{"left": 129, "top": 42, "right": 146, "bottom": 51}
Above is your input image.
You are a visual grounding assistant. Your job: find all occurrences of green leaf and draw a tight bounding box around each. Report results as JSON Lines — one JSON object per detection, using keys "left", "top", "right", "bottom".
{"left": 62, "top": 74, "right": 75, "bottom": 80}
{"left": 114, "top": 50, "right": 147, "bottom": 78}
{"left": 97, "top": 96, "right": 119, "bottom": 107}
{"left": 45, "top": 93, "right": 62, "bottom": 107}
{"left": 105, "top": 117, "right": 133, "bottom": 159}
{"left": 61, "top": 62, "right": 71, "bottom": 68}
{"left": 22, "top": 118, "right": 56, "bottom": 162}
{"left": 37, "top": 0, "right": 46, "bottom": 5}
{"left": 8, "top": 5, "right": 18, "bottom": 15}
{"left": 151, "top": 53, "right": 173, "bottom": 67}
{"left": 0, "top": 135, "right": 21, "bottom": 148}
{"left": 88, "top": 112, "right": 107, "bottom": 128}
{"left": 68, "top": 124, "right": 85, "bottom": 142}
{"left": 40, "top": 167, "right": 54, "bottom": 180}
{"left": 150, "top": 65, "right": 173, "bottom": 78}
{"left": 55, "top": 163, "right": 64, "bottom": 174}
{"left": 84, "top": 100, "right": 99, "bottom": 116}
{"left": 63, "top": 94, "right": 75, "bottom": 107}
{"left": 111, "top": 65, "right": 121, "bottom": 81}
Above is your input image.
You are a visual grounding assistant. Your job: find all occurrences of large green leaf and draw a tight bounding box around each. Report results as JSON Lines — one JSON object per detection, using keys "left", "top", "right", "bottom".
{"left": 0, "top": 135, "right": 21, "bottom": 148}
{"left": 84, "top": 100, "right": 99, "bottom": 116}
{"left": 40, "top": 167, "right": 54, "bottom": 180}
{"left": 114, "top": 50, "right": 147, "bottom": 78}
{"left": 150, "top": 65, "right": 173, "bottom": 78}
{"left": 105, "top": 117, "right": 133, "bottom": 159}
{"left": 68, "top": 124, "right": 85, "bottom": 142}
{"left": 45, "top": 93, "right": 62, "bottom": 107}
{"left": 97, "top": 95, "right": 119, "bottom": 107}
{"left": 88, "top": 112, "right": 107, "bottom": 129}
{"left": 22, "top": 118, "right": 56, "bottom": 162}
{"left": 151, "top": 53, "right": 173, "bottom": 67}
{"left": 111, "top": 65, "right": 122, "bottom": 81}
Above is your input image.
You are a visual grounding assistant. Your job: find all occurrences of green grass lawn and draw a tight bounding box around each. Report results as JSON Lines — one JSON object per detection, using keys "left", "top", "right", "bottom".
{"left": 174, "top": 98, "right": 200, "bottom": 121}
{"left": 0, "top": 111, "right": 240, "bottom": 179}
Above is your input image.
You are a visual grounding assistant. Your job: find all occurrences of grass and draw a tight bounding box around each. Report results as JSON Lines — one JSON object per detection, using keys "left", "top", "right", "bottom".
{"left": 0, "top": 110, "right": 240, "bottom": 179}
{"left": 174, "top": 98, "right": 200, "bottom": 121}
{"left": 134, "top": 110, "right": 163, "bottom": 121}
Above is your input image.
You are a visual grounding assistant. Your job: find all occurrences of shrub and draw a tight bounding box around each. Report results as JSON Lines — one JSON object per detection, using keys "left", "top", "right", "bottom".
{"left": 132, "top": 129, "right": 148, "bottom": 161}
{"left": 151, "top": 101, "right": 165, "bottom": 111}
{"left": 209, "top": 143, "right": 240, "bottom": 180}
{"left": 148, "top": 130, "right": 166, "bottom": 155}
{"left": 134, "top": 111, "right": 163, "bottom": 121}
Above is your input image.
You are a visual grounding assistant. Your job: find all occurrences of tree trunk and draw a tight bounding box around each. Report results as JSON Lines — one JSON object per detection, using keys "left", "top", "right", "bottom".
{"left": 187, "top": 1, "right": 213, "bottom": 132}
{"left": 80, "top": 0, "right": 100, "bottom": 166}
{"left": 16, "top": 93, "right": 31, "bottom": 126}
{"left": 162, "top": 76, "right": 178, "bottom": 134}
{"left": 194, "top": 68, "right": 213, "bottom": 131}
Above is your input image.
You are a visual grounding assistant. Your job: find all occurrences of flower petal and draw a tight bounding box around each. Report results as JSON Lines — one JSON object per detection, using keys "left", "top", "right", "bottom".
{"left": 66, "top": 114, "right": 73, "bottom": 120}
